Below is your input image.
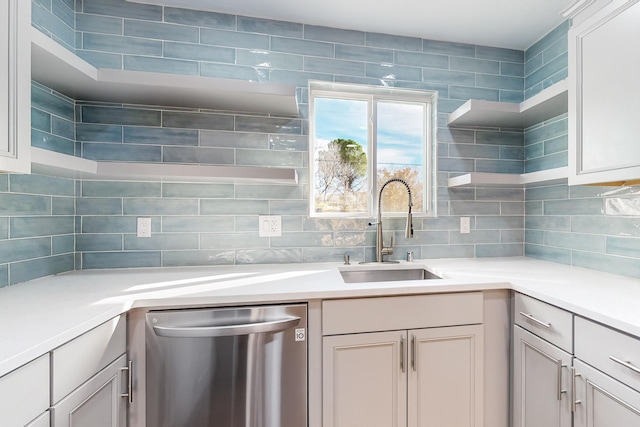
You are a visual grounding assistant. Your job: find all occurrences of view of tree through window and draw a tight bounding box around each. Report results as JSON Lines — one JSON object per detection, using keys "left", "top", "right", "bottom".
{"left": 310, "top": 82, "right": 435, "bottom": 217}
{"left": 313, "top": 98, "right": 369, "bottom": 213}
{"left": 376, "top": 101, "right": 425, "bottom": 212}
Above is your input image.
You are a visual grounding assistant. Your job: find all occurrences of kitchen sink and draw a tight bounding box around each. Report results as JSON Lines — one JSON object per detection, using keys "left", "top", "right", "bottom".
{"left": 339, "top": 267, "right": 442, "bottom": 283}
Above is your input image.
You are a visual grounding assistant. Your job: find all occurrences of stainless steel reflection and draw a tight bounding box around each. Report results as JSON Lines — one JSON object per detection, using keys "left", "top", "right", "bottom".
{"left": 146, "top": 304, "right": 307, "bottom": 427}
{"left": 340, "top": 268, "right": 441, "bottom": 283}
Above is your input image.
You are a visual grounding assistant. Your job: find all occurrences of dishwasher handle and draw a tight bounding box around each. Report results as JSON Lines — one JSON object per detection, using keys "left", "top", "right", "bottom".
{"left": 152, "top": 316, "right": 301, "bottom": 338}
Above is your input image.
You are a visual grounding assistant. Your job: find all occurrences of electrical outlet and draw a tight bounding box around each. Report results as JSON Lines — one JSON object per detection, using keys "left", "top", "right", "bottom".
{"left": 460, "top": 217, "right": 471, "bottom": 234}
{"left": 258, "top": 215, "right": 281, "bottom": 237}
{"left": 137, "top": 217, "right": 152, "bottom": 238}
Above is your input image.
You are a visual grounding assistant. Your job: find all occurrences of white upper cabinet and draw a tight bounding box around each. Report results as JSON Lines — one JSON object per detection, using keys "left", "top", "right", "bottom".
{"left": 0, "top": 0, "right": 30, "bottom": 174}
{"left": 568, "top": 0, "right": 640, "bottom": 185}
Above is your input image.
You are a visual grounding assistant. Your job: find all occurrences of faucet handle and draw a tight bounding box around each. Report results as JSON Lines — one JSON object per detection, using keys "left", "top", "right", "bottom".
{"left": 381, "top": 234, "right": 394, "bottom": 256}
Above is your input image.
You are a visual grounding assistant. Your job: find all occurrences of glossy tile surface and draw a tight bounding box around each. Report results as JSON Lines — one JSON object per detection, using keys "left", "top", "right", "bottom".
{"left": 8, "top": 1, "right": 635, "bottom": 280}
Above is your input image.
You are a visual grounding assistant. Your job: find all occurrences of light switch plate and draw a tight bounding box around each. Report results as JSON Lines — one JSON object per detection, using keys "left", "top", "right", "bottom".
{"left": 259, "top": 215, "right": 281, "bottom": 237}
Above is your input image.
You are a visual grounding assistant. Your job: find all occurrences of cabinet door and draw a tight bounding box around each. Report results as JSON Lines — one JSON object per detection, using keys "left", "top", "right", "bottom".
{"left": 574, "top": 359, "right": 640, "bottom": 427}
{"left": 0, "top": 0, "right": 30, "bottom": 174}
{"left": 408, "top": 324, "right": 483, "bottom": 427}
{"left": 568, "top": 0, "right": 640, "bottom": 185}
{"left": 51, "top": 354, "right": 128, "bottom": 427}
{"left": 323, "top": 331, "right": 407, "bottom": 427}
{"left": 512, "top": 326, "right": 572, "bottom": 427}
{"left": 25, "top": 412, "right": 50, "bottom": 427}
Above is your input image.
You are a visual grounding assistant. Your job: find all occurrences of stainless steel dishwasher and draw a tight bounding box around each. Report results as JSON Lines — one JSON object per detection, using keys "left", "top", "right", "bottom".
{"left": 145, "top": 304, "right": 307, "bottom": 427}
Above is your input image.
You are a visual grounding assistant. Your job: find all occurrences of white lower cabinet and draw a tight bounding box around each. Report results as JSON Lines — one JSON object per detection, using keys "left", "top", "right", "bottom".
{"left": 573, "top": 359, "right": 640, "bottom": 426}
{"left": 408, "top": 325, "right": 483, "bottom": 427}
{"left": 25, "top": 412, "right": 50, "bottom": 427}
{"left": 322, "top": 293, "right": 484, "bottom": 427}
{"left": 51, "top": 315, "right": 129, "bottom": 427}
{"left": 51, "top": 355, "right": 128, "bottom": 427}
{"left": 512, "top": 293, "right": 574, "bottom": 427}
{"left": 512, "top": 326, "right": 573, "bottom": 427}
{"left": 0, "top": 354, "right": 50, "bottom": 427}
{"left": 323, "top": 325, "right": 483, "bottom": 427}
{"left": 323, "top": 331, "right": 407, "bottom": 427}
{"left": 513, "top": 293, "right": 640, "bottom": 427}
{"left": 573, "top": 316, "right": 640, "bottom": 426}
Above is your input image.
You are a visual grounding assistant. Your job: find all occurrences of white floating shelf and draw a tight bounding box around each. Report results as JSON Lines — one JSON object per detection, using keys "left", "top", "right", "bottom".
{"left": 31, "top": 147, "right": 97, "bottom": 179}
{"left": 31, "top": 29, "right": 299, "bottom": 116}
{"left": 448, "top": 79, "right": 568, "bottom": 128}
{"left": 448, "top": 167, "right": 568, "bottom": 188}
{"left": 31, "top": 148, "right": 298, "bottom": 183}
{"left": 447, "top": 172, "right": 520, "bottom": 187}
{"left": 94, "top": 162, "right": 298, "bottom": 183}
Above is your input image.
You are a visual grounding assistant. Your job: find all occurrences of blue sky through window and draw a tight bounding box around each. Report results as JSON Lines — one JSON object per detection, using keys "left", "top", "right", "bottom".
{"left": 314, "top": 97, "right": 424, "bottom": 172}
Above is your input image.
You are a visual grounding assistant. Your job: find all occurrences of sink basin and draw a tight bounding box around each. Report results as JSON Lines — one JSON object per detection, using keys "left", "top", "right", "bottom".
{"left": 339, "top": 267, "right": 442, "bottom": 283}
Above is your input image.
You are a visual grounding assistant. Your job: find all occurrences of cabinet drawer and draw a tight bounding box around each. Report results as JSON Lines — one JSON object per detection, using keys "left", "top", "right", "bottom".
{"left": 52, "top": 315, "right": 126, "bottom": 403}
{"left": 322, "top": 292, "right": 483, "bottom": 335}
{"left": 575, "top": 316, "right": 640, "bottom": 392}
{"left": 514, "top": 293, "right": 573, "bottom": 352}
{"left": 0, "top": 354, "right": 50, "bottom": 427}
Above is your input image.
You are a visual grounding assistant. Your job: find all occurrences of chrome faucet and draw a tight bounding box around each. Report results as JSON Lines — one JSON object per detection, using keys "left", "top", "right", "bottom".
{"left": 367, "top": 178, "right": 414, "bottom": 263}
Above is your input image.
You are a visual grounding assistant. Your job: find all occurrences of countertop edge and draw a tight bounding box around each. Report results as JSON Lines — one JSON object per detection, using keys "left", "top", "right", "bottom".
{"left": 1, "top": 257, "right": 639, "bottom": 377}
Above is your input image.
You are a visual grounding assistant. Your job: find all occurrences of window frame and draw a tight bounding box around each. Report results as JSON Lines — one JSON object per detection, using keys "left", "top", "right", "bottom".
{"left": 308, "top": 80, "right": 438, "bottom": 219}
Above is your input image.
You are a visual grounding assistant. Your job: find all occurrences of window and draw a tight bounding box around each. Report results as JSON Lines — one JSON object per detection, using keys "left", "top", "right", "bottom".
{"left": 309, "top": 81, "right": 437, "bottom": 218}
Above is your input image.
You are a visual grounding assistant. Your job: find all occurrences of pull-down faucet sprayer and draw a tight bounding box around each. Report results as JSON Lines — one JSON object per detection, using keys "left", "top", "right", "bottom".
{"left": 366, "top": 178, "right": 414, "bottom": 263}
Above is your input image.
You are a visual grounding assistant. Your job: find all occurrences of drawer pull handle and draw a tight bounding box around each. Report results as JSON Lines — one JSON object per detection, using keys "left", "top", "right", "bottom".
{"left": 610, "top": 356, "right": 640, "bottom": 375}
{"left": 519, "top": 312, "right": 551, "bottom": 329}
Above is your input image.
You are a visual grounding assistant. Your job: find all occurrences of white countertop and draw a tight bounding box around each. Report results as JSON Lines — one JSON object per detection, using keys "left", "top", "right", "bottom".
{"left": 1, "top": 257, "right": 639, "bottom": 377}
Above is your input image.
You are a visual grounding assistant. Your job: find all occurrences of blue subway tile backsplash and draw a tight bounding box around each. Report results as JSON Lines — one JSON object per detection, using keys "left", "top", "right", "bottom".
{"left": 82, "top": 0, "right": 163, "bottom": 21}
{"left": 76, "top": 14, "right": 123, "bottom": 35}
{"left": 0, "top": 1, "right": 633, "bottom": 286}
{"left": 123, "top": 55, "right": 200, "bottom": 75}
{"left": 163, "top": 7, "right": 235, "bottom": 30}
{"left": 237, "top": 16, "right": 303, "bottom": 38}
{"left": 200, "top": 28, "right": 269, "bottom": 50}
{"left": 304, "top": 25, "right": 365, "bottom": 45}
{"left": 82, "top": 33, "right": 163, "bottom": 56}
{"left": 123, "top": 20, "right": 200, "bottom": 43}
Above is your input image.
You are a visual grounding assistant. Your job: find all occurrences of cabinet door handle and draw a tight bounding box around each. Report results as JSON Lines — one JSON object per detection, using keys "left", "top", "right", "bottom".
{"left": 558, "top": 363, "right": 567, "bottom": 401}
{"left": 524, "top": 341, "right": 564, "bottom": 401}
{"left": 609, "top": 356, "right": 640, "bottom": 375}
{"left": 400, "top": 336, "right": 405, "bottom": 373}
{"left": 411, "top": 335, "right": 416, "bottom": 372}
{"left": 121, "top": 360, "right": 133, "bottom": 404}
{"left": 571, "top": 366, "right": 581, "bottom": 413}
{"left": 519, "top": 312, "right": 552, "bottom": 329}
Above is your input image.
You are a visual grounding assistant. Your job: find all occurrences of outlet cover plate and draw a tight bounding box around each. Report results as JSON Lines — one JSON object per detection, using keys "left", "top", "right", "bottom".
{"left": 460, "top": 217, "right": 471, "bottom": 234}
{"left": 259, "top": 215, "right": 281, "bottom": 237}
{"left": 137, "top": 217, "right": 152, "bottom": 238}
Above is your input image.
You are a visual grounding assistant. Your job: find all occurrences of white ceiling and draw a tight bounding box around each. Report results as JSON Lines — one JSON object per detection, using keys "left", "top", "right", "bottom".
{"left": 130, "top": 0, "right": 576, "bottom": 50}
